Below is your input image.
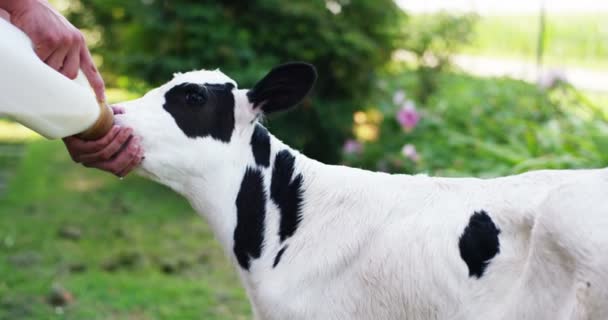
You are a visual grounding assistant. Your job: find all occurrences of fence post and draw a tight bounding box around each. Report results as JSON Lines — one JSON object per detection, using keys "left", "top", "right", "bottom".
{"left": 536, "top": 0, "right": 546, "bottom": 81}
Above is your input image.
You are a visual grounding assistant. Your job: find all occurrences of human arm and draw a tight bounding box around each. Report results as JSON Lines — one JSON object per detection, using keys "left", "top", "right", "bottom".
{"left": 0, "top": 0, "right": 105, "bottom": 101}
{"left": 0, "top": 0, "right": 142, "bottom": 177}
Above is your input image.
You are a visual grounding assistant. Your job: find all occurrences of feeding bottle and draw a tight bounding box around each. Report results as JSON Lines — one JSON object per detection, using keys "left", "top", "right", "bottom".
{"left": 0, "top": 17, "right": 112, "bottom": 140}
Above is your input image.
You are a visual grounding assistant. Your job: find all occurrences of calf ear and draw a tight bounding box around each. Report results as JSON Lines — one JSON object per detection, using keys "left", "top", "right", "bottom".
{"left": 247, "top": 62, "right": 317, "bottom": 115}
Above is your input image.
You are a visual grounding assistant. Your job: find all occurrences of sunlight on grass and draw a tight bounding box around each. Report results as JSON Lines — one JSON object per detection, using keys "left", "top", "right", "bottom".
{"left": 63, "top": 172, "right": 109, "bottom": 192}
{"left": 106, "top": 88, "right": 140, "bottom": 104}
{"left": 587, "top": 92, "right": 608, "bottom": 110}
{"left": 0, "top": 118, "right": 41, "bottom": 143}
{"left": 464, "top": 14, "right": 608, "bottom": 70}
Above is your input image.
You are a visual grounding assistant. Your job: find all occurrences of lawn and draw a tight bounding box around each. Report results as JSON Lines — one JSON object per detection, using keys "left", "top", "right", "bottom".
{"left": 463, "top": 14, "right": 608, "bottom": 70}
{"left": 0, "top": 110, "right": 252, "bottom": 319}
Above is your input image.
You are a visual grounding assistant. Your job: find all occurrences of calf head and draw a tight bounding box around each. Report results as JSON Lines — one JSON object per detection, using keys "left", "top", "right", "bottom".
{"left": 115, "top": 63, "right": 317, "bottom": 190}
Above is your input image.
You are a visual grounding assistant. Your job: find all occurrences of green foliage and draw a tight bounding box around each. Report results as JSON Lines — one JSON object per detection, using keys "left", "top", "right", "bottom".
{"left": 345, "top": 68, "right": 608, "bottom": 177}
{"left": 397, "top": 12, "right": 478, "bottom": 102}
{"left": 67, "top": 0, "right": 405, "bottom": 163}
{"left": 400, "top": 12, "right": 478, "bottom": 67}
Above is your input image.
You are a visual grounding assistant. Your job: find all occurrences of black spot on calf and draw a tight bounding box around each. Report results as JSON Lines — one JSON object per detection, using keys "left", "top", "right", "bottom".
{"left": 251, "top": 124, "right": 271, "bottom": 168}
{"left": 163, "top": 82, "right": 235, "bottom": 142}
{"left": 273, "top": 245, "right": 288, "bottom": 268}
{"left": 271, "top": 150, "right": 304, "bottom": 242}
{"left": 234, "top": 167, "right": 266, "bottom": 270}
{"left": 459, "top": 210, "right": 501, "bottom": 278}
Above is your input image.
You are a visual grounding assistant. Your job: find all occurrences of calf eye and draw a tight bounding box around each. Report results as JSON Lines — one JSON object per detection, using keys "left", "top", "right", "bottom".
{"left": 185, "top": 86, "right": 207, "bottom": 106}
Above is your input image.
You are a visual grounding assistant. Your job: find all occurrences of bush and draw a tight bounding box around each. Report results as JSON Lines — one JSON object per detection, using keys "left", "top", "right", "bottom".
{"left": 343, "top": 69, "right": 608, "bottom": 177}
{"left": 67, "top": 0, "right": 405, "bottom": 163}
{"left": 397, "top": 12, "right": 478, "bottom": 103}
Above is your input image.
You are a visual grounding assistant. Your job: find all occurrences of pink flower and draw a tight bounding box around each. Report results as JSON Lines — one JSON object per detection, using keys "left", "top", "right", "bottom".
{"left": 401, "top": 144, "right": 419, "bottom": 162}
{"left": 343, "top": 139, "right": 363, "bottom": 155}
{"left": 538, "top": 69, "right": 568, "bottom": 89}
{"left": 396, "top": 100, "right": 420, "bottom": 132}
{"left": 393, "top": 90, "right": 406, "bottom": 105}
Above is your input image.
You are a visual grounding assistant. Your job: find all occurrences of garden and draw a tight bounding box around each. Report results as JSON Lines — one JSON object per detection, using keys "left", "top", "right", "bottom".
{"left": 1, "top": 1, "right": 607, "bottom": 319}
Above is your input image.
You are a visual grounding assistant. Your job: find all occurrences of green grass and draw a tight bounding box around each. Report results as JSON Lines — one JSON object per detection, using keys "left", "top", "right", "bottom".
{"left": 463, "top": 14, "right": 608, "bottom": 70}
{"left": 0, "top": 141, "right": 251, "bottom": 319}
{"left": 587, "top": 92, "right": 608, "bottom": 109}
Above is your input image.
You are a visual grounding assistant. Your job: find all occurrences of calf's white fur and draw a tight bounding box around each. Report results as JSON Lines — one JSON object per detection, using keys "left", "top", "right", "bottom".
{"left": 115, "top": 63, "right": 608, "bottom": 320}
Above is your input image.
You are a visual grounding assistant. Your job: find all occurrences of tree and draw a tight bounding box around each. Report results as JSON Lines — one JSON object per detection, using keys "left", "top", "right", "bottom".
{"left": 68, "top": 0, "right": 405, "bottom": 163}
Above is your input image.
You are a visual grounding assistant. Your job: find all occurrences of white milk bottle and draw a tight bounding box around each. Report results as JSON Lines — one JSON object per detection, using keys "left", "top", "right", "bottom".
{"left": 0, "top": 17, "right": 112, "bottom": 140}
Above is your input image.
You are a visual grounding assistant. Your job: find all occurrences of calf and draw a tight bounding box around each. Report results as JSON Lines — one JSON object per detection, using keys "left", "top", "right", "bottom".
{"left": 115, "top": 63, "right": 608, "bottom": 320}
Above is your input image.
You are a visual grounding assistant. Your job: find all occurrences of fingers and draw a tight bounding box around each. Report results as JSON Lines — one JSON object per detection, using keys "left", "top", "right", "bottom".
{"left": 34, "top": 42, "right": 55, "bottom": 62}
{"left": 80, "top": 45, "right": 106, "bottom": 102}
{"left": 44, "top": 44, "right": 70, "bottom": 71}
{"left": 64, "top": 125, "right": 122, "bottom": 155}
{"left": 84, "top": 138, "right": 143, "bottom": 177}
{"left": 9, "top": 0, "right": 106, "bottom": 101}
{"left": 73, "top": 128, "right": 133, "bottom": 164}
{"left": 31, "top": 27, "right": 81, "bottom": 72}
{"left": 0, "top": 8, "right": 9, "bottom": 20}
{"left": 63, "top": 126, "right": 144, "bottom": 178}
{"left": 59, "top": 44, "right": 81, "bottom": 79}
{"left": 117, "top": 147, "right": 144, "bottom": 177}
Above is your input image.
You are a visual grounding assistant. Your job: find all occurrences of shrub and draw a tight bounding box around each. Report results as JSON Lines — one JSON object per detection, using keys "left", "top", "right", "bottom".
{"left": 343, "top": 69, "right": 608, "bottom": 177}
{"left": 67, "top": 0, "right": 405, "bottom": 163}
{"left": 397, "top": 12, "right": 478, "bottom": 103}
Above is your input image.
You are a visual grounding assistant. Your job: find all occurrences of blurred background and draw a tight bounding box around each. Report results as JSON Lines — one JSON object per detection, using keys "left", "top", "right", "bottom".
{"left": 1, "top": 0, "right": 607, "bottom": 319}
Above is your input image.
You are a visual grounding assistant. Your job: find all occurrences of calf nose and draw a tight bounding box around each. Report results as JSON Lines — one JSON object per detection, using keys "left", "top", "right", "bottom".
{"left": 111, "top": 106, "right": 128, "bottom": 128}
{"left": 111, "top": 105, "right": 126, "bottom": 115}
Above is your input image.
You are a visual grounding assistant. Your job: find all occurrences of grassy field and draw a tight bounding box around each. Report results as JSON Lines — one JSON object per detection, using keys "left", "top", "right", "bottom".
{"left": 463, "top": 14, "right": 608, "bottom": 70}
{"left": 1, "top": 66, "right": 607, "bottom": 319}
{"left": 0, "top": 141, "right": 251, "bottom": 319}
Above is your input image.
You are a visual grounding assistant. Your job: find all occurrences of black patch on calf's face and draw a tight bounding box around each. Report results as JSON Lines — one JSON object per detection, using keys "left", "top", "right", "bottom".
{"left": 163, "top": 82, "right": 235, "bottom": 142}
{"left": 234, "top": 167, "right": 266, "bottom": 270}
{"left": 271, "top": 150, "right": 304, "bottom": 242}
{"left": 251, "top": 124, "right": 271, "bottom": 168}
{"left": 459, "top": 210, "right": 501, "bottom": 278}
{"left": 273, "top": 245, "right": 288, "bottom": 268}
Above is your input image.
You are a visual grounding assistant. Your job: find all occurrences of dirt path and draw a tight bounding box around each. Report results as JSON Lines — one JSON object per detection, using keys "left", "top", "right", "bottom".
{"left": 452, "top": 55, "right": 608, "bottom": 93}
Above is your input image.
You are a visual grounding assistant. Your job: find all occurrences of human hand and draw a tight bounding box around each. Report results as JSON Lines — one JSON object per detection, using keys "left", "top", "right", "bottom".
{"left": 4, "top": 0, "right": 105, "bottom": 101}
{"left": 63, "top": 106, "right": 143, "bottom": 178}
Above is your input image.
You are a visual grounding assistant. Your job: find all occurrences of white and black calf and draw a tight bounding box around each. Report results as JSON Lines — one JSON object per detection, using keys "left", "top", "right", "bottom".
{"left": 116, "top": 63, "right": 608, "bottom": 320}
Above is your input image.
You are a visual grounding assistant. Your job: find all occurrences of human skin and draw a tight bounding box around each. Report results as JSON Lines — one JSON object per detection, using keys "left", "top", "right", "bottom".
{"left": 0, "top": 0, "right": 142, "bottom": 177}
